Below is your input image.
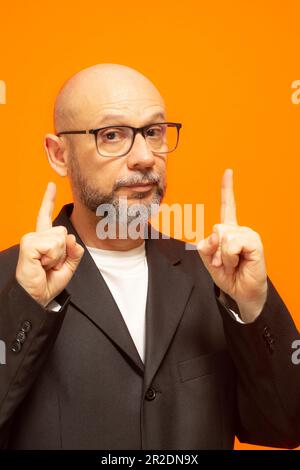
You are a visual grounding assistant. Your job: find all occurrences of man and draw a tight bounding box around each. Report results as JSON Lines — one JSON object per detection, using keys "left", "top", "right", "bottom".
{"left": 0, "top": 63, "right": 299, "bottom": 450}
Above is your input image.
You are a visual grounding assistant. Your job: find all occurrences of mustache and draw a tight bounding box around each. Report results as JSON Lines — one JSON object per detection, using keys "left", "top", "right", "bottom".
{"left": 113, "top": 172, "right": 161, "bottom": 190}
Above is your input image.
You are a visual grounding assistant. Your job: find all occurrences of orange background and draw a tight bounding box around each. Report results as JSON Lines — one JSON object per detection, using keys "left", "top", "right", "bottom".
{"left": 0, "top": 0, "right": 300, "bottom": 450}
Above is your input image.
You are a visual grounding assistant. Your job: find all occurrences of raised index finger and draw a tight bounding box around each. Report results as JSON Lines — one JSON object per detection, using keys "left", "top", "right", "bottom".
{"left": 36, "top": 182, "right": 56, "bottom": 232}
{"left": 220, "top": 169, "right": 238, "bottom": 225}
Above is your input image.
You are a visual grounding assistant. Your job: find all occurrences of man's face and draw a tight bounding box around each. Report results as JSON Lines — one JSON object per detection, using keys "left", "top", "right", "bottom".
{"left": 63, "top": 80, "right": 168, "bottom": 222}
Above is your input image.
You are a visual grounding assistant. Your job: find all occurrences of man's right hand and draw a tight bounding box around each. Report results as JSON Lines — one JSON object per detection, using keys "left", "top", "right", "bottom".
{"left": 16, "top": 182, "right": 84, "bottom": 307}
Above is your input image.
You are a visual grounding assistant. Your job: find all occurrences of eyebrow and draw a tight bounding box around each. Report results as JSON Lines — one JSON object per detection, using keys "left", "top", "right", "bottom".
{"left": 94, "top": 112, "right": 166, "bottom": 127}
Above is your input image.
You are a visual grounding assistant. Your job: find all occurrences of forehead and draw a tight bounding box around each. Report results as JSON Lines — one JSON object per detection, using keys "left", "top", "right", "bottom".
{"left": 86, "top": 99, "right": 166, "bottom": 128}
{"left": 57, "top": 68, "right": 166, "bottom": 129}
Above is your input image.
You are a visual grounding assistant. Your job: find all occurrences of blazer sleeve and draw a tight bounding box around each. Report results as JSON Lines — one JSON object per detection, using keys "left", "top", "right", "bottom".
{"left": 216, "top": 276, "right": 300, "bottom": 449}
{"left": 0, "top": 274, "right": 70, "bottom": 449}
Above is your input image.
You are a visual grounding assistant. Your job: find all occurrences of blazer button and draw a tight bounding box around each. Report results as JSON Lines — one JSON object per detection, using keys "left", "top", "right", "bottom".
{"left": 145, "top": 388, "right": 157, "bottom": 401}
{"left": 263, "top": 326, "right": 271, "bottom": 338}
{"left": 11, "top": 340, "right": 22, "bottom": 353}
{"left": 16, "top": 331, "right": 26, "bottom": 344}
{"left": 21, "top": 321, "right": 32, "bottom": 333}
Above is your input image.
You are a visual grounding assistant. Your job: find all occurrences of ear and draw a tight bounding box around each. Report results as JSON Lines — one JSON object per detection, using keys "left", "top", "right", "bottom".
{"left": 44, "top": 134, "right": 68, "bottom": 177}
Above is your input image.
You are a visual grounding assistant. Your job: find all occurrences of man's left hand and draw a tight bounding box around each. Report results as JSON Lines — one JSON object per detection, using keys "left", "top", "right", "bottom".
{"left": 197, "top": 169, "right": 268, "bottom": 323}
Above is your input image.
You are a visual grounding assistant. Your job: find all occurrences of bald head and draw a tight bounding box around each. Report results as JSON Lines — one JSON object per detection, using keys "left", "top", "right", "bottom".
{"left": 54, "top": 64, "right": 165, "bottom": 133}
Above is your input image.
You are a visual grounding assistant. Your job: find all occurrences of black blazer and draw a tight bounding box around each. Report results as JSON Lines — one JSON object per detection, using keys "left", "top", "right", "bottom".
{"left": 0, "top": 203, "right": 300, "bottom": 449}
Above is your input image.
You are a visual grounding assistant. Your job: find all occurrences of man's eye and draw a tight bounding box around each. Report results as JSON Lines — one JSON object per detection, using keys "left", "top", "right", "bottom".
{"left": 147, "top": 127, "right": 162, "bottom": 137}
{"left": 104, "top": 132, "right": 117, "bottom": 140}
{"left": 100, "top": 129, "right": 124, "bottom": 142}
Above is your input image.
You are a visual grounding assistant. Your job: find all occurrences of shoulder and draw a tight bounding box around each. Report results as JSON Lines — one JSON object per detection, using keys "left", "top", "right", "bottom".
{"left": 0, "top": 244, "right": 20, "bottom": 263}
{"left": 0, "top": 244, "right": 20, "bottom": 286}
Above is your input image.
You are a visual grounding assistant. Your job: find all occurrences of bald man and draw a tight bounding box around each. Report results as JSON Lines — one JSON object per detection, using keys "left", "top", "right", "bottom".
{"left": 0, "top": 64, "right": 300, "bottom": 450}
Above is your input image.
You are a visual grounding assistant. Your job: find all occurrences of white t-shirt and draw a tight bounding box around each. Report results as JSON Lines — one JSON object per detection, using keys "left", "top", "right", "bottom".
{"left": 86, "top": 242, "right": 148, "bottom": 363}
{"left": 48, "top": 241, "right": 243, "bottom": 357}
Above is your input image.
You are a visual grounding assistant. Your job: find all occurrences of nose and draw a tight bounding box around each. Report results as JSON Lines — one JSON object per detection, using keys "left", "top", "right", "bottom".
{"left": 126, "top": 132, "right": 155, "bottom": 170}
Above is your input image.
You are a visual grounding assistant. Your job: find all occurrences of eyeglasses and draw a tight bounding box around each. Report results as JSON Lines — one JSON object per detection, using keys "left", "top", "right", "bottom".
{"left": 57, "top": 122, "right": 182, "bottom": 158}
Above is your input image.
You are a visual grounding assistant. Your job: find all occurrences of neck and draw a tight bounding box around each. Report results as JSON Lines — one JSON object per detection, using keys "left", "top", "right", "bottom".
{"left": 70, "top": 201, "right": 146, "bottom": 252}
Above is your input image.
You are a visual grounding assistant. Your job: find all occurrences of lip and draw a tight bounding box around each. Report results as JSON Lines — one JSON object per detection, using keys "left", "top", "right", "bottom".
{"left": 121, "top": 183, "right": 155, "bottom": 192}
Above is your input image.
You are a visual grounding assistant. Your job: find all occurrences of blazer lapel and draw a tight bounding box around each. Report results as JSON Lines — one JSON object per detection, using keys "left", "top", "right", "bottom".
{"left": 53, "top": 204, "right": 195, "bottom": 385}
{"left": 143, "top": 236, "right": 194, "bottom": 391}
{"left": 53, "top": 204, "right": 144, "bottom": 375}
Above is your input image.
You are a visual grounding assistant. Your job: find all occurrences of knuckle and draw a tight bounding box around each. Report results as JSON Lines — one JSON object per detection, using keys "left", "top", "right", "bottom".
{"left": 253, "top": 231, "right": 262, "bottom": 242}
{"left": 56, "top": 225, "right": 68, "bottom": 234}
{"left": 20, "top": 233, "right": 35, "bottom": 247}
{"left": 245, "top": 228, "right": 262, "bottom": 243}
{"left": 58, "top": 237, "right": 66, "bottom": 251}
{"left": 222, "top": 232, "right": 230, "bottom": 243}
{"left": 47, "top": 238, "right": 57, "bottom": 251}
{"left": 213, "top": 223, "right": 222, "bottom": 233}
{"left": 49, "top": 226, "right": 67, "bottom": 237}
{"left": 227, "top": 245, "right": 238, "bottom": 256}
{"left": 52, "top": 237, "right": 65, "bottom": 251}
{"left": 240, "top": 225, "right": 253, "bottom": 234}
{"left": 255, "top": 233, "right": 263, "bottom": 249}
{"left": 222, "top": 231, "right": 236, "bottom": 244}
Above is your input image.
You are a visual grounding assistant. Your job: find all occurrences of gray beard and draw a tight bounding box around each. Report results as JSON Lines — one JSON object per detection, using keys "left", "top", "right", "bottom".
{"left": 68, "top": 156, "right": 165, "bottom": 225}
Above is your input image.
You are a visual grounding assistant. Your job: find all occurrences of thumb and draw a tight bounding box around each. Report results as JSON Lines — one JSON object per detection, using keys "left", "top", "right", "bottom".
{"left": 65, "top": 234, "right": 84, "bottom": 272}
{"left": 197, "top": 232, "right": 219, "bottom": 268}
